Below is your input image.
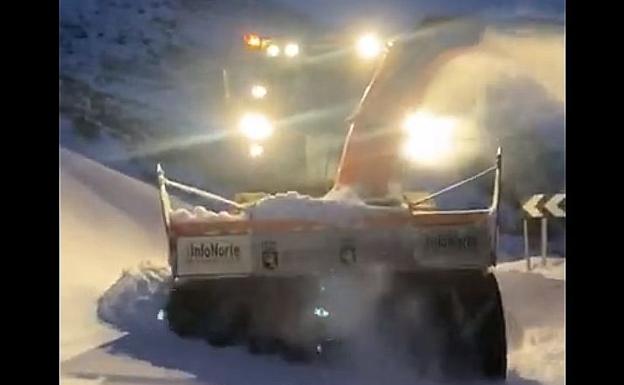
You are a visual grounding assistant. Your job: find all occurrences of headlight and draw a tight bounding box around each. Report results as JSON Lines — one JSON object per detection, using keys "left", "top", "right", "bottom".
{"left": 284, "top": 42, "right": 300, "bottom": 57}
{"left": 239, "top": 113, "right": 274, "bottom": 140}
{"left": 251, "top": 84, "right": 267, "bottom": 99}
{"left": 401, "top": 111, "right": 457, "bottom": 165}
{"left": 266, "top": 44, "right": 280, "bottom": 57}
{"left": 249, "top": 143, "right": 264, "bottom": 158}
{"left": 356, "top": 33, "right": 383, "bottom": 59}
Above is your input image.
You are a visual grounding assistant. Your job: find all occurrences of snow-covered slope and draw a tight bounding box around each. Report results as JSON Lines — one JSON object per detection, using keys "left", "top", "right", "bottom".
{"left": 497, "top": 257, "right": 564, "bottom": 280}
{"left": 61, "top": 151, "right": 564, "bottom": 385}
{"left": 60, "top": 148, "right": 168, "bottom": 361}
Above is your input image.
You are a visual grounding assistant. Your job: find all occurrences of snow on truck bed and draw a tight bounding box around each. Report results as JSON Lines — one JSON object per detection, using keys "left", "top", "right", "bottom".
{"left": 171, "top": 206, "right": 247, "bottom": 222}
{"left": 170, "top": 188, "right": 368, "bottom": 225}
{"left": 61, "top": 149, "right": 564, "bottom": 385}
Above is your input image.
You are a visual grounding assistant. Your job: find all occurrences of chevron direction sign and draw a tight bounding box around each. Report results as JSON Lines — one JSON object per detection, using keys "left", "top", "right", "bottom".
{"left": 522, "top": 193, "right": 566, "bottom": 218}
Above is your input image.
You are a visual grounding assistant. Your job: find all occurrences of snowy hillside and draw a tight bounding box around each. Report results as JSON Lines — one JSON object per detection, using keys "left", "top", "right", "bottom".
{"left": 60, "top": 148, "right": 564, "bottom": 385}
{"left": 60, "top": 0, "right": 321, "bottom": 183}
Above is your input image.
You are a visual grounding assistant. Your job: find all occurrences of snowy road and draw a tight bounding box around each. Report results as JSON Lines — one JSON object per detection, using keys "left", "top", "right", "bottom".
{"left": 60, "top": 148, "right": 564, "bottom": 385}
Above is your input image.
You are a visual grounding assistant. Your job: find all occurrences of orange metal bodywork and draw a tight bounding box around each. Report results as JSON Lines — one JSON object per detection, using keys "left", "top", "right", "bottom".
{"left": 334, "top": 29, "right": 483, "bottom": 198}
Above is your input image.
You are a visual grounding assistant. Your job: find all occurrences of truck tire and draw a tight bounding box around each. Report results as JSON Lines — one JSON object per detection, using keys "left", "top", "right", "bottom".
{"left": 165, "top": 282, "right": 207, "bottom": 338}
{"left": 166, "top": 279, "right": 250, "bottom": 347}
{"left": 374, "top": 271, "right": 507, "bottom": 380}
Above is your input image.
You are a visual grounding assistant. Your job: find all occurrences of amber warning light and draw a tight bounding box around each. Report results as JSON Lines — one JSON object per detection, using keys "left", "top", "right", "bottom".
{"left": 244, "top": 33, "right": 262, "bottom": 48}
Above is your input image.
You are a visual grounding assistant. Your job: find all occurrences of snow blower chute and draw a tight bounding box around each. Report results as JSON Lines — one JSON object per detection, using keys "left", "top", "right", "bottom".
{"left": 157, "top": 18, "right": 506, "bottom": 380}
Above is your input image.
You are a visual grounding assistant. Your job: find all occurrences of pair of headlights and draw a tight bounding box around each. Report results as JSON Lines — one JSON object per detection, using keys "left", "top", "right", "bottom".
{"left": 238, "top": 110, "right": 459, "bottom": 162}
{"left": 244, "top": 84, "right": 271, "bottom": 158}
{"left": 263, "top": 34, "right": 385, "bottom": 60}
{"left": 244, "top": 34, "right": 300, "bottom": 58}
{"left": 268, "top": 35, "right": 383, "bottom": 60}
{"left": 266, "top": 42, "right": 300, "bottom": 58}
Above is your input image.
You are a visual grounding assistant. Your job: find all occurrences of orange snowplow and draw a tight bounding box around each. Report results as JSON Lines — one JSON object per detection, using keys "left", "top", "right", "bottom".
{"left": 157, "top": 17, "right": 507, "bottom": 380}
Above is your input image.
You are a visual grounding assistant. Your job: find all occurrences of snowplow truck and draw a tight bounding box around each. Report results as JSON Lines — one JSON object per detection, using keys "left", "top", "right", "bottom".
{"left": 157, "top": 18, "right": 507, "bottom": 380}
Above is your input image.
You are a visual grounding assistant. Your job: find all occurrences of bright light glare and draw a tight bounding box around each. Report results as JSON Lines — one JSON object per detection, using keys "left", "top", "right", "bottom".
{"left": 356, "top": 33, "right": 383, "bottom": 59}
{"left": 239, "top": 113, "right": 274, "bottom": 140}
{"left": 284, "top": 42, "right": 300, "bottom": 57}
{"left": 401, "top": 111, "right": 457, "bottom": 165}
{"left": 266, "top": 44, "right": 280, "bottom": 57}
{"left": 251, "top": 84, "right": 267, "bottom": 99}
{"left": 249, "top": 143, "right": 264, "bottom": 158}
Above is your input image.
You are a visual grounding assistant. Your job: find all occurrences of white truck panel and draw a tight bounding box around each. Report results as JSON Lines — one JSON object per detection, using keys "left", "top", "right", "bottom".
{"left": 176, "top": 235, "right": 253, "bottom": 276}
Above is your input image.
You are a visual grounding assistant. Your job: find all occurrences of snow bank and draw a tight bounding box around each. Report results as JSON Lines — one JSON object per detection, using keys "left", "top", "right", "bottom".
{"left": 97, "top": 261, "right": 171, "bottom": 335}
{"left": 61, "top": 148, "right": 167, "bottom": 235}
{"left": 61, "top": 148, "right": 168, "bottom": 361}
{"left": 496, "top": 257, "right": 565, "bottom": 281}
{"left": 495, "top": 258, "right": 565, "bottom": 385}
{"left": 508, "top": 326, "right": 564, "bottom": 385}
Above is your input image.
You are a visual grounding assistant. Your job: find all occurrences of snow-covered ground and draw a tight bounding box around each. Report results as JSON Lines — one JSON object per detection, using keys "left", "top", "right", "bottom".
{"left": 60, "top": 147, "right": 168, "bottom": 361}
{"left": 60, "top": 148, "right": 564, "bottom": 385}
{"left": 495, "top": 258, "right": 564, "bottom": 385}
{"left": 497, "top": 257, "right": 564, "bottom": 281}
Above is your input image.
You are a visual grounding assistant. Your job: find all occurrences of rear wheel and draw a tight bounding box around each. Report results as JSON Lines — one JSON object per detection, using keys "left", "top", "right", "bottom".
{"left": 273, "top": 277, "right": 324, "bottom": 363}
{"left": 165, "top": 282, "right": 207, "bottom": 338}
{"left": 376, "top": 270, "right": 507, "bottom": 380}
{"left": 247, "top": 278, "right": 282, "bottom": 355}
{"left": 166, "top": 279, "right": 251, "bottom": 347}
